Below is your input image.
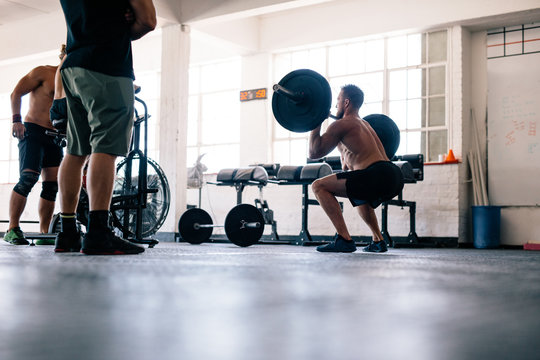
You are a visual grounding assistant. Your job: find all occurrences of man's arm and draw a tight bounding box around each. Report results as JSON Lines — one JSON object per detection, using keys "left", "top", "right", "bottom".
{"left": 308, "top": 122, "right": 344, "bottom": 160}
{"left": 11, "top": 67, "right": 45, "bottom": 139}
{"left": 128, "top": 0, "right": 157, "bottom": 40}
{"left": 11, "top": 67, "right": 44, "bottom": 116}
{"left": 54, "top": 57, "right": 66, "bottom": 99}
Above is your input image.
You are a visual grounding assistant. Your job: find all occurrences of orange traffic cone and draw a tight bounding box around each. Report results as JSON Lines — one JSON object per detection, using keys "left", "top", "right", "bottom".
{"left": 445, "top": 149, "right": 458, "bottom": 163}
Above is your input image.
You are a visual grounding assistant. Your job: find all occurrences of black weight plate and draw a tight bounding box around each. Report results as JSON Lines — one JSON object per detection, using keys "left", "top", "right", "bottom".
{"left": 178, "top": 208, "right": 213, "bottom": 244}
{"left": 272, "top": 69, "right": 332, "bottom": 133}
{"left": 224, "top": 204, "right": 265, "bottom": 247}
{"left": 364, "top": 114, "right": 401, "bottom": 159}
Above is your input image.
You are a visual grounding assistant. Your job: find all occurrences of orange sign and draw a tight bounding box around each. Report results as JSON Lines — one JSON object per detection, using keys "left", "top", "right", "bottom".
{"left": 240, "top": 88, "right": 267, "bottom": 102}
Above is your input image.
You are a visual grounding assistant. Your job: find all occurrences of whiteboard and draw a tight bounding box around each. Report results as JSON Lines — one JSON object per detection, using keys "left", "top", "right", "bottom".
{"left": 487, "top": 53, "right": 540, "bottom": 206}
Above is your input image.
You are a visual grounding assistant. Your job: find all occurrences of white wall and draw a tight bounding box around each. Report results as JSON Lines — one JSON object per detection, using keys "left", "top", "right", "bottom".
{"left": 185, "top": 0, "right": 540, "bottom": 245}
{"left": 1, "top": 0, "right": 539, "bottom": 243}
{"left": 468, "top": 30, "right": 540, "bottom": 246}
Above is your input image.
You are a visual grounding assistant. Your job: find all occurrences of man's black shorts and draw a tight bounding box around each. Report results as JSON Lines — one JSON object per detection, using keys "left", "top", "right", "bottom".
{"left": 18, "top": 122, "right": 64, "bottom": 173}
{"left": 336, "top": 161, "right": 404, "bottom": 208}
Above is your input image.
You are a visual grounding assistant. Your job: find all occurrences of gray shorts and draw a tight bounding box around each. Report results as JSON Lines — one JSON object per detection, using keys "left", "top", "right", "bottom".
{"left": 61, "top": 67, "right": 134, "bottom": 156}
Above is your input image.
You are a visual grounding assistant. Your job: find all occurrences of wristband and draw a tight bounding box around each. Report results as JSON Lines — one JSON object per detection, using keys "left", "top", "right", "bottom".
{"left": 12, "top": 114, "right": 22, "bottom": 123}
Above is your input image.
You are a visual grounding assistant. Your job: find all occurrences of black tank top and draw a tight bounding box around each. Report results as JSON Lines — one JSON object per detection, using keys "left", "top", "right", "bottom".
{"left": 60, "top": 0, "right": 134, "bottom": 80}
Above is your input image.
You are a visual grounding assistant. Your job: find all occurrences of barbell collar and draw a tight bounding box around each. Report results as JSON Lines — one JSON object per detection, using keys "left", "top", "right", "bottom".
{"left": 240, "top": 221, "right": 261, "bottom": 229}
{"left": 272, "top": 84, "right": 304, "bottom": 104}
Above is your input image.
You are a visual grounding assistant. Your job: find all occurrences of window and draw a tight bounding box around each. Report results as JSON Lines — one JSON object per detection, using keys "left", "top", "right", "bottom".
{"left": 133, "top": 70, "right": 161, "bottom": 162}
{"left": 187, "top": 58, "right": 241, "bottom": 173}
{"left": 0, "top": 93, "right": 29, "bottom": 183}
{"left": 272, "top": 29, "right": 449, "bottom": 163}
{"left": 487, "top": 23, "right": 540, "bottom": 58}
{"left": 273, "top": 48, "right": 327, "bottom": 165}
{"left": 388, "top": 30, "right": 448, "bottom": 161}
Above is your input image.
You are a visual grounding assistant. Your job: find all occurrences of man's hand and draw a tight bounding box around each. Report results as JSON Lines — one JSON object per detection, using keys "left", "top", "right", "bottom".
{"left": 12, "top": 122, "right": 25, "bottom": 140}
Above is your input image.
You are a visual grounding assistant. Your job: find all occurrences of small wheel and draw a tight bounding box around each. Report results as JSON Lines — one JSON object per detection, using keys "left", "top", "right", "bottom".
{"left": 48, "top": 213, "right": 61, "bottom": 234}
{"left": 111, "top": 156, "right": 171, "bottom": 238}
{"left": 48, "top": 213, "right": 82, "bottom": 234}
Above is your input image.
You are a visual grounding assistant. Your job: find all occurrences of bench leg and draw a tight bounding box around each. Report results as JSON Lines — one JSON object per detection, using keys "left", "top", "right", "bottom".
{"left": 381, "top": 202, "right": 393, "bottom": 247}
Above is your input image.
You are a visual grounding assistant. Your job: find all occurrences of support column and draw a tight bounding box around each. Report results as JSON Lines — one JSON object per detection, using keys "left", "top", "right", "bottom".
{"left": 240, "top": 53, "right": 271, "bottom": 166}
{"left": 159, "top": 24, "right": 191, "bottom": 234}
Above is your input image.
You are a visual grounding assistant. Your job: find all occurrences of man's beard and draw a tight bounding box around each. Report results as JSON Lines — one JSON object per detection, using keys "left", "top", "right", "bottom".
{"left": 335, "top": 108, "right": 344, "bottom": 119}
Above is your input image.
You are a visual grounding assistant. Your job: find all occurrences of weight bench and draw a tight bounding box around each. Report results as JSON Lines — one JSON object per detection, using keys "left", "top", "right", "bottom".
{"left": 381, "top": 154, "right": 424, "bottom": 247}
{"left": 269, "top": 162, "right": 336, "bottom": 245}
{"left": 208, "top": 166, "right": 279, "bottom": 242}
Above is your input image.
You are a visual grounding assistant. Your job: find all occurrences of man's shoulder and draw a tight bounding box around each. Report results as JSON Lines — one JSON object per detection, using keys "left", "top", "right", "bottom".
{"left": 29, "top": 65, "right": 57, "bottom": 77}
{"left": 338, "top": 116, "right": 362, "bottom": 129}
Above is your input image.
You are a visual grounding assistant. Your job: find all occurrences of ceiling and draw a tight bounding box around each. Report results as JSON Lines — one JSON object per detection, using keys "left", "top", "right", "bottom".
{"left": 0, "top": 0, "right": 59, "bottom": 25}
{"left": 0, "top": 0, "right": 328, "bottom": 28}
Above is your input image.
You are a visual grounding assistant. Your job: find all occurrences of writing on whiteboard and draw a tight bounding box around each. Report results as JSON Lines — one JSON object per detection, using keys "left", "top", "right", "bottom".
{"left": 529, "top": 121, "right": 537, "bottom": 136}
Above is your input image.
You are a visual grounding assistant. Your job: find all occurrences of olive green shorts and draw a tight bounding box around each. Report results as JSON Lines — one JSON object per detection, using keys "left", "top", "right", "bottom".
{"left": 61, "top": 67, "right": 134, "bottom": 156}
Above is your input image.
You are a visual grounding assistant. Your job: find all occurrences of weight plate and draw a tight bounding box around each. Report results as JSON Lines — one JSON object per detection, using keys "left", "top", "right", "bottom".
{"left": 272, "top": 69, "right": 332, "bottom": 133}
{"left": 178, "top": 208, "right": 213, "bottom": 244}
{"left": 364, "top": 114, "right": 401, "bottom": 159}
{"left": 224, "top": 204, "right": 265, "bottom": 247}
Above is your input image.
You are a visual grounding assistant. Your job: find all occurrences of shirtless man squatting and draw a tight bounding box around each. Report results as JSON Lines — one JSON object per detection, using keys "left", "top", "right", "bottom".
{"left": 309, "top": 84, "right": 404, "bottom": 253}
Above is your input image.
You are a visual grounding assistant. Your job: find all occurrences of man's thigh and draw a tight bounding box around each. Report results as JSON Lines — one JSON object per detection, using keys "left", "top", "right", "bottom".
{"left": 314, "top": 173, "right": 349, "bottom": 198}
{"left": 62, "top": 67, "right": 134, "bottom": 156}
{"left": 18, "top": 136, "right": 43, "bottom": 174}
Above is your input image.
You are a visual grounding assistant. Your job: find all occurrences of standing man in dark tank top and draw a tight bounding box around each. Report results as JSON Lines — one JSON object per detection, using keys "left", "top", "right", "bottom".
{"left": 55, "top": 0, "right": 156, "bottom": 255}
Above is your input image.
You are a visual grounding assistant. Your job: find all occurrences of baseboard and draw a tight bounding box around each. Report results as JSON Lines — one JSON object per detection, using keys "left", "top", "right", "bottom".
{"left": 173, "top": 233, "right": 459, "bottom": 248}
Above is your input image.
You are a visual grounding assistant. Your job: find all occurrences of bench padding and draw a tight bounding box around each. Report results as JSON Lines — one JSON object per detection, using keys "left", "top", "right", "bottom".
{"left": 216, "top": 166, "right": 268, "bottom": 185}
{"left": 276, "top": 163, "right": 332, "bottom": 182}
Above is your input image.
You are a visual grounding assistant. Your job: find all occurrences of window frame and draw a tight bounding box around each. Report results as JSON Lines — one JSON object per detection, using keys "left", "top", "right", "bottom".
{"left": 271, "top": 28, "right": 451, "bottom": 163}
{"left": 187, "top": 57, "right": 242, "bottom": 173}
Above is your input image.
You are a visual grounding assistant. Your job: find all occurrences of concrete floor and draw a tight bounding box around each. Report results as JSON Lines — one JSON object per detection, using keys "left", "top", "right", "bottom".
{"left": 0, "top": 241, "right": 539, "bottom": 360}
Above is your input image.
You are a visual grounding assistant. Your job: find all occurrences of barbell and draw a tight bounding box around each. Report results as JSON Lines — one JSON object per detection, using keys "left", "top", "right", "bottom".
{"left": 272, "top": 69, "right": 400, "bottom": 159}
{"left": 178, "top": 204, "right": 265, "bottom": 247}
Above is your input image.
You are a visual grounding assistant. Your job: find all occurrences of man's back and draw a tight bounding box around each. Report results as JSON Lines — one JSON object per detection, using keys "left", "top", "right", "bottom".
{"left": 60, "top": 0, "right": 134, "bottom": 79}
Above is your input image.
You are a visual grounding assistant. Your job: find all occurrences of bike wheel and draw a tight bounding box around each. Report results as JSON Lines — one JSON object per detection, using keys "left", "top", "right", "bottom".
{"left": 111, "top": 156, "right": 170, "bottom": 238}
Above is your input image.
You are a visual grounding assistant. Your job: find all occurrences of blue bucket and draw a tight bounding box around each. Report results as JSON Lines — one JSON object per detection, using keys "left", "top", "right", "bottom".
{"left": 472, "top": 206, "right": 501, "bottom": 249}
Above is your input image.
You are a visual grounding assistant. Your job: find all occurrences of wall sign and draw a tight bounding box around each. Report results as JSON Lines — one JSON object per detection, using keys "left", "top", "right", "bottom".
{"left": 240, "top": 88, "right": 267, "bottom": 102}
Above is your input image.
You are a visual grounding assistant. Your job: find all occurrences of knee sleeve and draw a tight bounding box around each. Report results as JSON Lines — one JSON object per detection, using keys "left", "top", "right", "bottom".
{"left": 13, "top": 171, "right": 40, "bottom": 198}
{"left": 41, "top": 181, "right": 59, "bottom": 202}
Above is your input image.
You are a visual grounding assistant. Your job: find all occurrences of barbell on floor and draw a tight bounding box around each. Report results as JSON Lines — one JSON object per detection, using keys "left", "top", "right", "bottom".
{"left": 178, "top": 204, "right": 265, "bottom": 247}
{"left": 272, "top": 68, "right": 400, "bottom": 159}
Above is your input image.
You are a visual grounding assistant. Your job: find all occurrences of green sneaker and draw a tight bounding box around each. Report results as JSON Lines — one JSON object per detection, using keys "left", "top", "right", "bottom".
{"left": 35, "top": 237, "right": 56, "bottom": 246}
{"left": 4, "top": 227, "right": 29, "bottom": 245}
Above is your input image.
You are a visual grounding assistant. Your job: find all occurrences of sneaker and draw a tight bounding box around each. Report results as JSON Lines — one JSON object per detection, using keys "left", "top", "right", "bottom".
{"left": 363, "top": 240, "right": 388, "bottom": 253}
{"left": 3, "top": 227, "right": 29, "bottom": 245}
{"left": 82, "top": 229, "right": 145, "bottom": 255}
{"left": 36, "top": 236, "right": 56, "bottom": 246}
{"left": 317, "top": 234, "right": 357, "bottom": 253}
{"left": 54, "top": 231, "right": 82, "bottom": 253}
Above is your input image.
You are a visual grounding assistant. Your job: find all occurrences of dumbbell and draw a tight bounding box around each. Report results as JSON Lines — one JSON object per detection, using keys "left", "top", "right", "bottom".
{"left": 178, "top": 204, "right": 265, "bottom": 247}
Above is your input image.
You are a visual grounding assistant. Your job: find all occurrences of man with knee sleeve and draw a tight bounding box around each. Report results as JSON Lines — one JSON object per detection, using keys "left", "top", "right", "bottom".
{"left": 309, "top": 85, "right": 404, "bottom": 253}
{"left": 4, "top": 46, "right": 66, "bottom": 245}
{"left": 56, "top": 0, "right": 156, "bottom": 254}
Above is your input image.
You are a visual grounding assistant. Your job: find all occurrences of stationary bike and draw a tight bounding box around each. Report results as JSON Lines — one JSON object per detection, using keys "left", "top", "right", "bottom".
{"left": 48, "top": 89, "right": 170, "bottom": 247}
